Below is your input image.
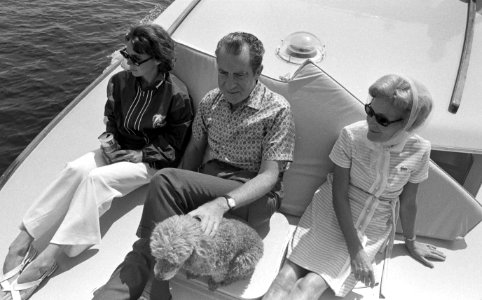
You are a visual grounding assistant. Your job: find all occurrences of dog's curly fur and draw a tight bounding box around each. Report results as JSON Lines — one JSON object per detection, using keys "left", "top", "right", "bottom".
{"left": 150, "top": 214, "right": 264, "bottom": 290}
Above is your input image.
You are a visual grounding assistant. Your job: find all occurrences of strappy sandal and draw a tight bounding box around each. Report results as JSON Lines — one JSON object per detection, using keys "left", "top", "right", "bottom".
{"left": 0, "top": 245, "right": 38, "bottom": 291}
{"left": 6, "top": 263, "right": 57, "bottom": 300}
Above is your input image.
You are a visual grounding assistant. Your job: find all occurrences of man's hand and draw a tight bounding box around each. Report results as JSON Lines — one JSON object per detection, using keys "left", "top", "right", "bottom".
{"left": 405, "top": 240, "right": 446, "bottom": 268}
{"left": 188, "top": 198, "right": 229, "bottom": 236}
{"left": 351, "top": 248, "right": 376, "bottom": 288}
{"left": 108, "top": 149, "right": 143, "bottom": 164}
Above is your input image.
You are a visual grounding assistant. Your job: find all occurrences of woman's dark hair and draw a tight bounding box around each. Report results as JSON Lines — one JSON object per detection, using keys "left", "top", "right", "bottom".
{"left": 215, "top": 32, "right": 265, "bottom": 73}
{"left": 125, "top": 24, "right": 175, "bottom": 73}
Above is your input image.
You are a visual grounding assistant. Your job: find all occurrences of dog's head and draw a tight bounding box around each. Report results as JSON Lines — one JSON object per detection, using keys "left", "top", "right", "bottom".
{"left": 150, "top": 215, "right": 202, "bottom": 280}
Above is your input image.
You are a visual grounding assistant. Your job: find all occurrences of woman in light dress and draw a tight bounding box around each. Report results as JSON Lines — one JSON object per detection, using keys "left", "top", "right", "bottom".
{"left": 0, "top": 24, "right": 193, "bottom": 300}
{"left": 264, "top": 74, "right": 446, "bottom": 300}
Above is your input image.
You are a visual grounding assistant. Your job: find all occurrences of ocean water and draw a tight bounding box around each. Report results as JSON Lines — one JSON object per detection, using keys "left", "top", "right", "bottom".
{"left": 0, "top": 0, "right": 173, "bottom": 176}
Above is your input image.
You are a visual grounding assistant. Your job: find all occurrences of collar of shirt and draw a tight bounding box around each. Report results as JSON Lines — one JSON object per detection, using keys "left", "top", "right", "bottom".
{"left": 221, "top": 81, "right": 265, "bottom": 111}
{"left": 136, "top": 72, "right": 166, "bottom": 90}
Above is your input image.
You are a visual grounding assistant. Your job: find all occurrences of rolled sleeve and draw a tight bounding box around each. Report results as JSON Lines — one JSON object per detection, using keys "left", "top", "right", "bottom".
{"left": 262, "top": 106, "right": 295, "bottom": 164}
{"left": 408, "top": 142, "right": 431, "bottom": 183}
{"left": 192, "top": 91, "right": 215, "bottom": 144}
{"left": 329, "top": 127, "right": 353, "bottom": 168}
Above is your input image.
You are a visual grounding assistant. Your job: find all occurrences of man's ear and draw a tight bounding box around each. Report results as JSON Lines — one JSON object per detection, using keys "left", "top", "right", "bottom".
{"left": 255, "top": 65, "right": 264, "bottom": 78}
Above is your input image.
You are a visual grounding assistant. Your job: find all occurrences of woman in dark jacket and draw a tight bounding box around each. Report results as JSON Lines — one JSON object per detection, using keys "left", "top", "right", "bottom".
{"left": 0, "top": 24, "right": 193, "bottom": 300}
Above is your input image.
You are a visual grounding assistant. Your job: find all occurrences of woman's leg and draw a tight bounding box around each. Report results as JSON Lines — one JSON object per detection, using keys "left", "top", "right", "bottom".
{"left": 3, "top": 150, "right": 101, "bottom": 275}
{"left": 21, "top": 150, "right": 104, "bottom": 240}
{"left": 13, "top": 244, "right": 62, "bottom": 285}
{"left": 50, "top": 159, "right": 156, "bottom": 256}
{"left": 288, "top": 272, "right": 328, "bottom": 300}
{"left": 13, "top": 158, "right": 155, "bottom": 287}
{"left": 2, "top": 230, "right": 33, "bottom": 275}
{"left": 263, "top": 260, "right": 308, "bottom": 300}
{"left": 264, "top": 260, "right": 328, "bottom": 300}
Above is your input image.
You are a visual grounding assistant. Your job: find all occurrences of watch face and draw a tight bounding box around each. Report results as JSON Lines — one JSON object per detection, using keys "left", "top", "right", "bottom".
{"left": 226, "top": 196, "right": 236, "bottom": 209}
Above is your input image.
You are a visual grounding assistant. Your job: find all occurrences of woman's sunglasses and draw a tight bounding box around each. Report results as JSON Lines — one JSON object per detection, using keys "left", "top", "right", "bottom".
{"left": 364, "top": 103, "right": 403, "bottom": 127}
{"left": 120, "top": 48, "right": 152, "bottom": 66}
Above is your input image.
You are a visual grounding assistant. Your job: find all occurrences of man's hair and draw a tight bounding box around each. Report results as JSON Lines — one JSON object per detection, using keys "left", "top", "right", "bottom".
{"left": 369, "top": 74, "right": 433, "bottom": 131}
{"left": 215, "top": 32, "right": 265, "bottom": 73}
{"left": 125, "top": 24, "right": 175, "bottom": 73}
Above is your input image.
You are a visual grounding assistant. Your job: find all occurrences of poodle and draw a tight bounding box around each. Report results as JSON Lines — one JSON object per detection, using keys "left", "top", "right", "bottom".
{"left": 150, "top": 214, "right": 264, "bottom": 290}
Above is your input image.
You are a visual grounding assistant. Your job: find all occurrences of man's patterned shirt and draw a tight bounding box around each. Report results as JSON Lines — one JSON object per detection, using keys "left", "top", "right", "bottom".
{"left": 193, "top": 81, "right": 295, "bottom": 173}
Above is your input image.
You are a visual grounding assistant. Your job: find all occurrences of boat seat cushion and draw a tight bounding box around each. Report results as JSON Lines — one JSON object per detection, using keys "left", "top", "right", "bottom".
{"left": 172, "top": 43, "right": 218, "bottom": 110}
{"left": 262, "top": 60, "right": 365, "bottom": 217}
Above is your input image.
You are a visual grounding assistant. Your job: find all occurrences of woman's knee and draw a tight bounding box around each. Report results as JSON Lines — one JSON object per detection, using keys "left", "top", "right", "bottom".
{"left": 273, "top": 269, "right": 296, "bottom": 289}
{"left": 86, "top": 167, "right": 109, "bottom": 184}
{"left": 265, "top": 261, "right": 301, "bottom": 296}
{"left": 294, "top": 273, "right": 328, "bottom": 299}
{"left": 65, "top": 154, "right": 97, "bottom": 177}
{"left": 263, "top": 274, "right": 293, "bottom": 299}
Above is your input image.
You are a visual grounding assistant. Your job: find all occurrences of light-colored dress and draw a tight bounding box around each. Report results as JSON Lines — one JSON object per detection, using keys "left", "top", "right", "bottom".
{"left": 287, "top": 121, "right": 430, "bottom": 297}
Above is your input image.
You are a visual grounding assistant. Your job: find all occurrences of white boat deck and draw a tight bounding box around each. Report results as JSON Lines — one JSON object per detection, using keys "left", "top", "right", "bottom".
{"left": 1, "top": 0, "right": 481, "bottom": 299}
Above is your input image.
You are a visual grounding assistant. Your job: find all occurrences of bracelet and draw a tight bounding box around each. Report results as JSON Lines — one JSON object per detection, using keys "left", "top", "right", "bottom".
{"left": 404, "top": 235, "right": 416, "bottom": 242}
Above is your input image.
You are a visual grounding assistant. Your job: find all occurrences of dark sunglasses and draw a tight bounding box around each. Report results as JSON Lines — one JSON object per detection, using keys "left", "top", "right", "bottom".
{"left": 120, "top": 48, "right": 152, "bottom": 66}
{"left": 364, "top": 103, "right": 403, "bottom": 127}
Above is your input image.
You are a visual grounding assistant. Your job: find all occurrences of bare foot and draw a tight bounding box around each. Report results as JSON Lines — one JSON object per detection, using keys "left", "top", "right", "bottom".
{"left": 15, "top": 253, "right": 56, "bottom": 285}
{"left": 3, "top": 231, "right": 33, "bottom": 275}
{"left": 3, "top": 248, "right": 29, "bottom": 276}
{"left": 0, "top": 288, "right": 12, "bottom": 300}
{"left": 1, "top": 258, "right": 57, "bottom": 300}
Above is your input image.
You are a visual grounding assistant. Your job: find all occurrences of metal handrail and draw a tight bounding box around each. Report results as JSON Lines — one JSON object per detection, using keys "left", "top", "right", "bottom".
{"left": 449, "top": 0, "right": 477, "bottom": 113}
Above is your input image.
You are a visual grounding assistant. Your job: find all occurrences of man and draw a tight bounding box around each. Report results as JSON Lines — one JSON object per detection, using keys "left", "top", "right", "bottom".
{"left": 93, "top": 32, "right": 295, "bottom": 300}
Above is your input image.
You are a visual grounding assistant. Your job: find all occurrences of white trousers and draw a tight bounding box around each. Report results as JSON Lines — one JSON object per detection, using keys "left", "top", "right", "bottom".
{"left": 22, "top": 148, "right": 157, "bottom": 257}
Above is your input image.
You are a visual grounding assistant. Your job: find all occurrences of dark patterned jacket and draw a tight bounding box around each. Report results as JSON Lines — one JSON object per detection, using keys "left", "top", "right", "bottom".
{"left": 104, "top": 70, "right": 193, "bottom": 169}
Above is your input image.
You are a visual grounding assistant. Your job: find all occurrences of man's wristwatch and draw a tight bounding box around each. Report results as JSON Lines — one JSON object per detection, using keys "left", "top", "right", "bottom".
{"left": 223, "top": 195, "right": 236, "bottom": 210}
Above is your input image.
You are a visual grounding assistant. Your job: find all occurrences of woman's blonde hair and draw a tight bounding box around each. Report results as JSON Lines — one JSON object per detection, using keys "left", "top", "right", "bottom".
{"left": 368, "top": 74, "right": 433, "bottom": 131}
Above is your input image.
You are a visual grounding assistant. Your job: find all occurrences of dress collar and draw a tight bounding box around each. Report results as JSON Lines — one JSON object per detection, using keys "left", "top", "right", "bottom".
{"left": 361, "top": 122, "right": 409, "bottom": 153}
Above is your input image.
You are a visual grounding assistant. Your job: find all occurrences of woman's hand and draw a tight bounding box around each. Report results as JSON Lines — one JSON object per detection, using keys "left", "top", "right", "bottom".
{"left": 351, "top": 248, "right": 376, "bottom": 287}
{"left": 108, "top": 149, "right": 143, "bottom": 164}
{"left": 101, "top": 147, "right": 114, "bottom": 164}
{"left": 405, "top": 240, "right": 446, "bottom": 268}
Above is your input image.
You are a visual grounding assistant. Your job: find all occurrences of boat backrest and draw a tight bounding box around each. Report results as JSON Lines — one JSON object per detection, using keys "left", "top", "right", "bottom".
{"left": 261, "top": 61, "right": 365, "bottom": 216}
{"left": 172, "top": 42, "right": 482, "bottom": 240}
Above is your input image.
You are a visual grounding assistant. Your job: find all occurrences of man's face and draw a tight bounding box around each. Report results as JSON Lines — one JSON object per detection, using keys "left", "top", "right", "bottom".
{"left": 216, "top": 46, "right": 261, "bottom": 106}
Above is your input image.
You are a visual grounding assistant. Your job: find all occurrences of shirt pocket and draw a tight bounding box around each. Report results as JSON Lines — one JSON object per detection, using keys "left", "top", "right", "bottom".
{"left": 388, "top": 164, "right": 411, "bottom": 189}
